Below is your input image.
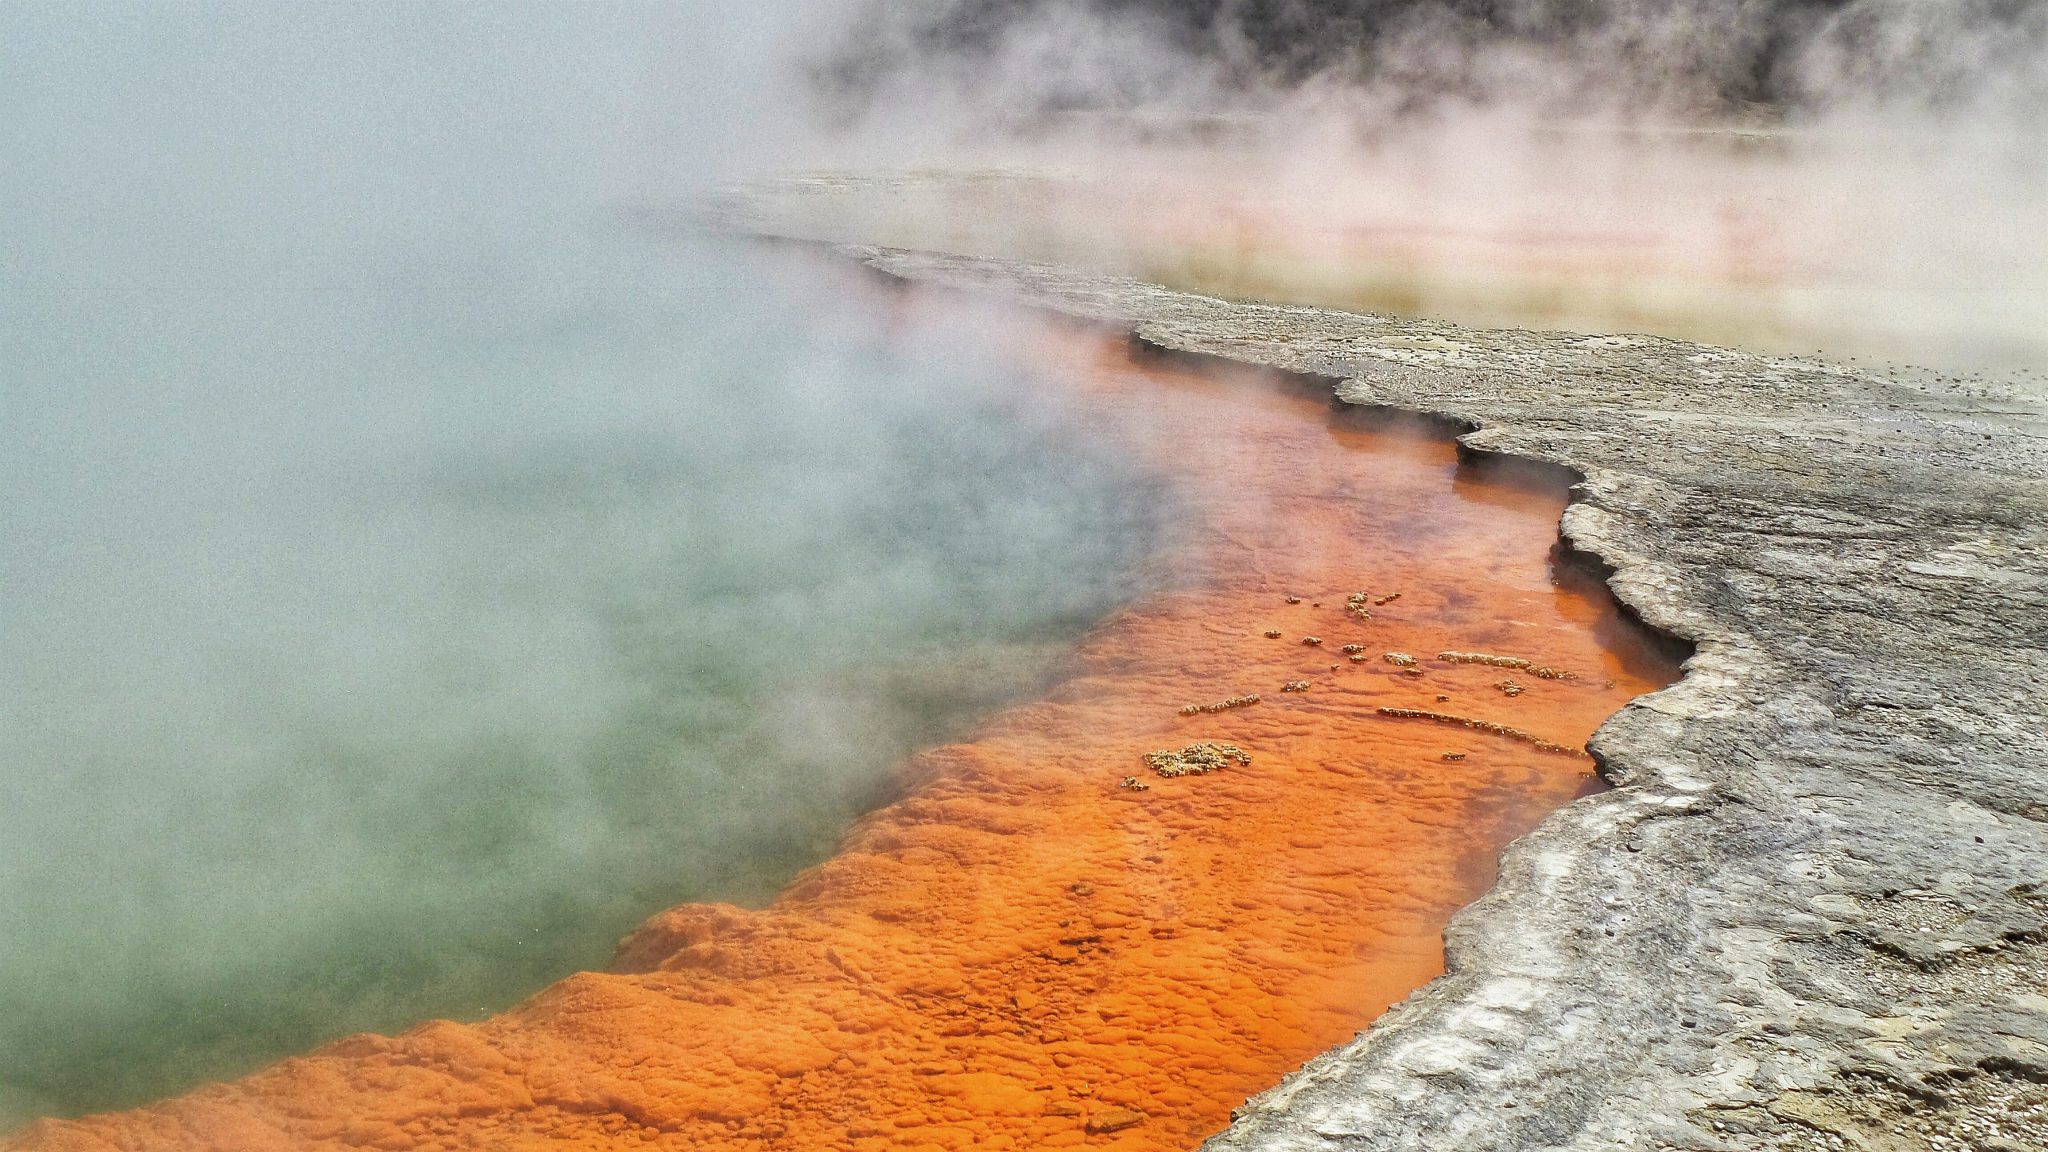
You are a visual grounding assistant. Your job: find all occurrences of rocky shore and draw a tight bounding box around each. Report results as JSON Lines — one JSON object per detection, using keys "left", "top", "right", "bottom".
{"left": 747, "top": 221, "right": 2048, "bottom": 1150}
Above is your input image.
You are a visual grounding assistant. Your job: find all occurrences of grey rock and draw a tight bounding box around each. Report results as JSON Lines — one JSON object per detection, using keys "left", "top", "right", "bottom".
{"left": 729, "top": 209, "right": 2048, "bottom": 1150}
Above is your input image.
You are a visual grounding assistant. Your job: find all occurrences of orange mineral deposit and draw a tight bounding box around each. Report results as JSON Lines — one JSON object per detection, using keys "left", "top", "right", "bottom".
{"left": 10, "top": 321, "right": 1681, "bottom": 1152}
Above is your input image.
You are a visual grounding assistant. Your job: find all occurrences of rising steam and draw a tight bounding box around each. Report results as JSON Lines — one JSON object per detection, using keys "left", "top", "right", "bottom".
{"left": 818, "top": 0, "right": 2048, "bottom": 119}
{"left": 0, "top": 1, "right": 1169, "bottom": 1126}
{"left": 776, "top": 0, "right": 2048, "bottom": 373}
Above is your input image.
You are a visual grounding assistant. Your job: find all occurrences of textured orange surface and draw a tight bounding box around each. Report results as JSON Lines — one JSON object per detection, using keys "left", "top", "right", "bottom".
{"left": 10, "top": 330, "right": 1678, "bottom": 1152}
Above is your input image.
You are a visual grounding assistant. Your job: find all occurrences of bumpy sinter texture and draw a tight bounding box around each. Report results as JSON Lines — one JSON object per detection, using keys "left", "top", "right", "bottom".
{"left": 776, "top": 236, "right": 2045, "bottom": 1151}
{"left": 5, "top": 326, "right": 1673, "bottom": 1148}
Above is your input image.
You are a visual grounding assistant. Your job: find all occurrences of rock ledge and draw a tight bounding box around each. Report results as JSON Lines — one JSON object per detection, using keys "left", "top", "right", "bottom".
{"left": 813, "top": 241, "right": 2048, "bottom": 1152}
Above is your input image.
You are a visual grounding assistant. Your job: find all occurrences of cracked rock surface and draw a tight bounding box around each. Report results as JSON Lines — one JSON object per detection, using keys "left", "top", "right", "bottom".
{"left": 784, "top": 234, "right": 2048, "bottom": 1150}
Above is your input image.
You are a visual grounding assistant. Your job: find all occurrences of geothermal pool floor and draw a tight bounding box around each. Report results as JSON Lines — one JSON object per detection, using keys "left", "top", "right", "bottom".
{"left": 15, "top": 335, "right": 1675, "bottom": 1152}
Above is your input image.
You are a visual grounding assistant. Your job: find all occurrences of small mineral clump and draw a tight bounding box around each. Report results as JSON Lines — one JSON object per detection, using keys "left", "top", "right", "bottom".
{"left": 1437, "top": 650, "right": 1532, "bottom": 669}
{"left": 1142, "top": 742, "right": 1252, "bottom": 777}
{"left": 1376, "top": 707, "right": 1584, "bottom": 757}
{"left": 1285, "top": 595, "right": 1302, "bottom": 604}
{"left": 1441, "top": 752, "right": 1466, "bottom": 762}
{"left": 1301, "top": 635, "right": 1323, "bottom": 646}
{"left": 1086, "top": 1108, "right": 1146, "bottom": 1134}
{"left": 1531, "top": 666, "right": 1579, "bottom": 680}
{"left": 1281, "top": 680, "right": 1311, "bottom": 693}
{"left": 1383, "top": 652, "right": 1416, "bottom": 668}
{"left": 1263, "top": 629, "right": 1283, "bottom": 639}
{"left": 1178, "top": 694, "right": 1261, "bottom": 716}
{"left": 1374, "top": 592, "right": 1402, "bottom": 606}
{"left": 1496, "top": 678, "right": 1525, "bottom": 697}
{"left": 1119, "top": 776, "right": 1150, "bottom": 791}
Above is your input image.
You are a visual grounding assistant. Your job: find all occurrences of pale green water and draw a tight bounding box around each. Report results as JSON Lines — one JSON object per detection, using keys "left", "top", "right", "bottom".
{"left": 0, "top": 2, "right": 1172, "bottom": 1127}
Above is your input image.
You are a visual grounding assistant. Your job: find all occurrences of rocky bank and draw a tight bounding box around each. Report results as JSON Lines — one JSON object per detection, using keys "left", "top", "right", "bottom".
{"left": 751, "top": 224, "right": 2048, "bottom": 1151}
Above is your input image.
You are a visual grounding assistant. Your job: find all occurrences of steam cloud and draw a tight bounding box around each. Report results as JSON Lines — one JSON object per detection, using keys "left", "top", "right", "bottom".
{"left": 0, "top": 0, "right": 1167, "bottom": 1126}
{"left": 819, "top": 0, "right": 2048, "bottom": 119}
{"left": 771, "top": 0, "right": 2048, "bottom": 373}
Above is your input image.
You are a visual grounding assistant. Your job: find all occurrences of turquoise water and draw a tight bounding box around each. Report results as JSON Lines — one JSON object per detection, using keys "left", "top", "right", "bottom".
{"left": 0, "top": 3, "right": 1169, "bottom": 1127}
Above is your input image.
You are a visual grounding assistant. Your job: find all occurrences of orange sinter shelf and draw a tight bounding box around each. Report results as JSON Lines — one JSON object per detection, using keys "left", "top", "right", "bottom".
{"left": 12, "top": 324, "right": 1681, "bottom": 1152}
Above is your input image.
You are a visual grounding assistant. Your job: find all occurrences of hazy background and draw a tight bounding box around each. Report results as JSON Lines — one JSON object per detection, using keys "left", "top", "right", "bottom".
{"left": 822, "top": 0, "right": 2048, "bottom": 117}
{"left": 790, "top": 0, "right": 2048, "bottom": 373}
{"left": 1, "top": 0, "right": 1168, "bottom": 1125}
